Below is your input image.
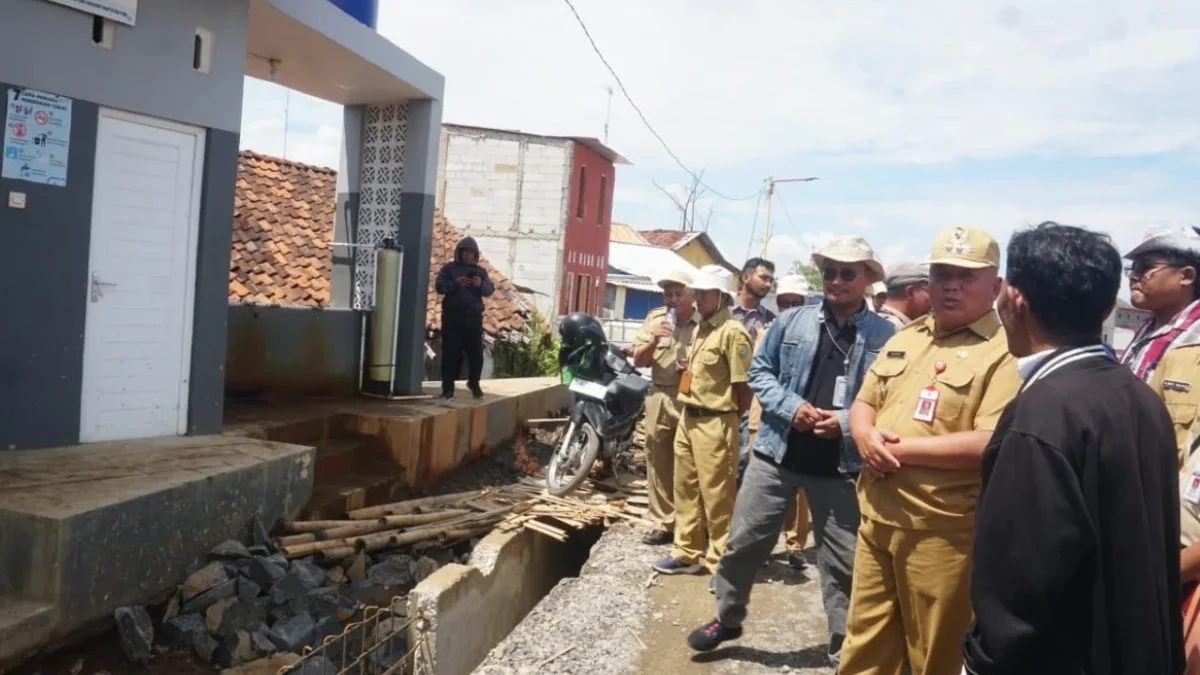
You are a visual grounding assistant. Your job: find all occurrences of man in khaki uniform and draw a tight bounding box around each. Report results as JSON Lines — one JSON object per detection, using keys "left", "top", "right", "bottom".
{"left": 878, "top": 262, "right": 931, "bottom": 330}
{"left": 839, "top": 227, "right": 1022, "bottom": 675}
{"left": 653, "top": 268, "right": 754, "bottom": 575}
{"left": 632, "top": 269, "right": 699, "bottom": 545}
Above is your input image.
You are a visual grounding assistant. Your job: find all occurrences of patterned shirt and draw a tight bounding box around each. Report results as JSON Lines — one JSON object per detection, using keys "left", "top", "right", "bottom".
{"left": 732, "top": 302, "right": 776, "bottom": 342}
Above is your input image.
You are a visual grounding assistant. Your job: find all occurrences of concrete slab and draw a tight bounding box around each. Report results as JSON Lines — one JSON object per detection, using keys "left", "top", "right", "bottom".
{"left": 0, "top": 435, "right": 314, "bottom": 668}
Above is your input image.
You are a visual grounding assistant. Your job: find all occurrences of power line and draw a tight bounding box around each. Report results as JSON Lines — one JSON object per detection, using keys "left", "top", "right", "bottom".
{"left": 561, "top": 0, "right": 761, "bottom": 202}
{"left": 744, "top": 188, "right": 765, "bottom": 260}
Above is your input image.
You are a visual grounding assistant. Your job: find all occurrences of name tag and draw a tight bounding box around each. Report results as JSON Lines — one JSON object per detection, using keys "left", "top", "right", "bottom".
{"left": 887, "top": 351, "right": 906, "bottom": 358}
{"left": 832, "top": 376, "right": 848, "bottom": 409}
{"left": 912, "top": 387, "right": 938, "bottom": 423}
{"left": 1186, "top": 470, "right": 1200, "bottom": 505}
{"left": 1165, "top": 380, "right": 1192, "bottom": 393}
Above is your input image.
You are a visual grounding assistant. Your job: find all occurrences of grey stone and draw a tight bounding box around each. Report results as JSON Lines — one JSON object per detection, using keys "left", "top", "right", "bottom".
{"left": 346, "top": 551, "right": 368, "bottom": 582}
{"left": 367, "top": 555, "right": 418, "bottom": 589}
{"left": 161, "top": 613, "right": 206, "bottom": 647}
{"left": 162, "top": 592, "right": 181, "bottom": 622}
{"left": 238, "top": 576, "right": 263, "bottom": 600}
{"left": 290, "top": 559, "right": 326, "bottom": 589}
{"left": 182, "top": 561, "right": 230, "bottom": 602}
{"left": 252, "top": 518, "right": 276, "bottom": 553}
{"left": 181, "top": 577, "right": 238, "bottom": 615}
{"left": 205, "top": 597, "right": 238, "bottom": 633}
{"left": 113, "top": 606, "right": 153, "bottom": 664}
{"left": 218, "top": 653, "right": 300, "bottom": 675}
{"left": 247, "top": 545, "right": 270, "bottom": 557}
{"left": 371, "top": 617, "right": 409, "bottom": 672}
{"left": 293, "top": 656, "right": 338, "bottom": 675}
{"left": 313, "top": 615, "right": 341, "bottom": 646}
{"left": 269, "top": 571, "right": 310, "bottom": 605}
{"left": 210, "top": 539, "right": 253, "bottom": 561}
{"left": 265, "top": 553, "right": 289, "bottom": 568}
{"left": 326, "top": 566, "right": 346, "bottom": 586}
{"left": 268, "top": 612, "right": 316, "bottom": 654}
{"left": 417, "top": 556, "right": 441, "bottom": 581}
{"left": 287, "top": 588, "right": 341, "bottom": 622}
{"left": 251, "top": 624, "right": 278, "bottom": 656}
{"left": 210, "top": 597, "right": 270, "bottom": 637}
{"left": 269, "top": 604, "right": 292, "bottom": 624}
{"left": 216, "top": 630, "right": 257, "bottom": 669}
{"left": 248, "top": 557, "right": 286, "bottom": 589}
{"left": 193, "top": 631, "right": 221, "bottom": 663}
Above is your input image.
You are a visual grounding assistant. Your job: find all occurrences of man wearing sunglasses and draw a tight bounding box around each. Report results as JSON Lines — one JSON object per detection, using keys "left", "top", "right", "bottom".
{"left": 1121, "top": 229, "right": 1200, "bottom": 467}
{"left": 840, "top": 226, "right": 1022, "bottom": 675}
{"left": 687, "top": 238, "right": 894, "bottom": 670}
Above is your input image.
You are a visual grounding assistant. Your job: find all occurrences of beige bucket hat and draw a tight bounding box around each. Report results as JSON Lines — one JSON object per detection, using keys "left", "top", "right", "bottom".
{"left": 657, "top": 268, "right": 694, "bottom": 289}
{"left": 689, "top": 264, "right": 735, "bottom": 298}
{"left": 811, "top": 236, "right": 886, "bottom": 283}
{"left": 775, "top": 274, "right": 810, "bottom": 298}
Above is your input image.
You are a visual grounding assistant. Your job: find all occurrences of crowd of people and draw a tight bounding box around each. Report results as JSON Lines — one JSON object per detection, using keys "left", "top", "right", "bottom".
{"left": 630, "top": 222, "right": 1200, "bottom": 674}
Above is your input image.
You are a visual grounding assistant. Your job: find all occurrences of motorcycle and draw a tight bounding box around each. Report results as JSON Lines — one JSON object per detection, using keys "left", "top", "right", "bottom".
{"left": 546, "top": 313, "right": 650, "bottom": 496}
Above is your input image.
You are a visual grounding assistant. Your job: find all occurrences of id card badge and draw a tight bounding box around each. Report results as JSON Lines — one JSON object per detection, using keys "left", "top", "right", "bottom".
{"left": 832, "top": 376, "right": 848, "bottom": 409}
{"left": 912, "top": 387, "right": 939, "bottom": 423}
{"left": 679, "top": 371, "right": 693, "bottom": 395}
{"left": 1186, "top": 472, "right": 1200, "bottom": 505}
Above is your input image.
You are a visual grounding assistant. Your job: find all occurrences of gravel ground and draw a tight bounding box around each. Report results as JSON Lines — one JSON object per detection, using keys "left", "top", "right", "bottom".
{"left": 474, "top": 524, "right": 657, "bottom": 675}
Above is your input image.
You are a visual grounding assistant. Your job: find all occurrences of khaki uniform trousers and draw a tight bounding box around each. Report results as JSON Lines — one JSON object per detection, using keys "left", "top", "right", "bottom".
{"left": 839, "top": 518, "right": 973, "bottom": 675}
{"left": 644, "top": 387, "right": 682, "bottom": 530}
{"left": 784, "top": 490, "right": 811, "bottom": 551}
{"left": 672, "top": 408, "right": 739, "bottom": 571}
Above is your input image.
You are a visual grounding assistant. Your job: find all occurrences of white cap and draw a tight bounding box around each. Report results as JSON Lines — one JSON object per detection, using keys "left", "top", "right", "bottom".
{"left": 689, "top": 264, "right": 735, "bottom": 298}
{"left": 870, "top": 281, "right": 887, "bottom": 296}
{"left": 775, "top": 274, "right": 810, "bottom": 298}
{"left": 812, "top": 236, "right": 886, "bottom": 283}
{"left": 657, "top": 268, "right": 694, "bottom": 288}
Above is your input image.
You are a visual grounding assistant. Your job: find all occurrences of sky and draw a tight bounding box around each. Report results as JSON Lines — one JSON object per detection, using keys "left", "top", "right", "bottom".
{"left": 239, "top": 0, "right": 1200, "bottom": 283}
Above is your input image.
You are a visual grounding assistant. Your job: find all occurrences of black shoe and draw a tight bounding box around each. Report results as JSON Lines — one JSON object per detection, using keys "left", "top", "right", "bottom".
{"left": 687, "top": 619, "right": 742, "bottom": 652}
{"left": 642, "top": 529, "right": 672, "bottom": 546}
{"left": 787, "top": 550, "right": 808, "bottom": 571}
{"left": 440, "top": 391, "right": 454, "bottom": 400}
{"left": 469, "top": 385, "right": 484, "bottom": 399}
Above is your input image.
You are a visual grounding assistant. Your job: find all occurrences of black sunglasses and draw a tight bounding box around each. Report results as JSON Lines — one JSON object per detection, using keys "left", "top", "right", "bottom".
{"left": 822, "top": 267, "right": 858, "bottom": 282}
{"left": 1124, "top": 259, "right": 1171, "bottom": 279}
{"left": 777, "top": 297, "right": 806, "bottom": 310}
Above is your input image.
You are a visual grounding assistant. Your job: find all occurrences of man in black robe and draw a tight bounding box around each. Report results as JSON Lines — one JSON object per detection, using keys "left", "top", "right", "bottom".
{"left": 963, "top": 221, "right": 1184, "bottom": 675}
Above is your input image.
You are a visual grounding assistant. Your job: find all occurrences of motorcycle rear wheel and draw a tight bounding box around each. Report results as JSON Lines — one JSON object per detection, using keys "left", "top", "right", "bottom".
{"left": 546, "top": 420, "right": 601, "bottom": 496}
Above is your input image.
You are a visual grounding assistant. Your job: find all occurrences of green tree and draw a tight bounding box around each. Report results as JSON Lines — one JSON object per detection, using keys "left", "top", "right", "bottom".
{"left": 791, "top": 261, "right": 822, "bottom": 290}
{"left": 493, "top": 309, "right": 560, "bottom": 378}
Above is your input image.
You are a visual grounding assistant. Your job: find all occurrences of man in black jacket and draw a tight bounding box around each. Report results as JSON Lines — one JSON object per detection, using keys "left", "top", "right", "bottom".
{"left": 963, "top": 222, "right": 1184, "bottom": 674}
{"left": 434, "top": 236, "right": 494, "bottom": 399}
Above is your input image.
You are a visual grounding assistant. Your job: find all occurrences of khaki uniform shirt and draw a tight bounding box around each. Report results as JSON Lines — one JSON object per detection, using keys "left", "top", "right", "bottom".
{"left": 748, "top": 329, "right": 768, "bottom": 434}
{"left": 855, "top": 312, "right": 1021, "bottom": 530}
{"left": 632, "top": 306, "right": 700, "bottom": 388}
{"left": 1148, "top": 345, "right": 1200, "bottom": 469}
{"left": 878, "top": 303, "right": 912, "bottom": 330}
{"left": 1181, "top": 445, "right": 1200, "bottom": 547}
{"left": 678, "top": 307, "right": 753, "bottom": 413}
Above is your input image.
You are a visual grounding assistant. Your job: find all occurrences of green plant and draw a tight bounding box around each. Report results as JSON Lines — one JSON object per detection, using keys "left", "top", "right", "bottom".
{"left": 792, "top": 261, "right": 823, "bottom": 290}
{"left": 493, "top": 309, "right": 560, "bottom": 378}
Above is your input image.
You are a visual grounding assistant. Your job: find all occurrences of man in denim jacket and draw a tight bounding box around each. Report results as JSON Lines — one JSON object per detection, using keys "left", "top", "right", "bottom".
{"left": 686, "top": 237, "right": 895, "bottom": 669}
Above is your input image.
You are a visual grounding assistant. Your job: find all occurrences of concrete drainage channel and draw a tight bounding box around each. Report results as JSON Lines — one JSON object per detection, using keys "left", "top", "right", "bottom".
{"left": 407, "top": 522, "right": 604, "bottom": 675}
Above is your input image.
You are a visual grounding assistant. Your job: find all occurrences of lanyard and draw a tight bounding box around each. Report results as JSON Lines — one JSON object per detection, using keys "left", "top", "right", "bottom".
{"left": 821, "top": 316, "right": 852, "bottom": 368}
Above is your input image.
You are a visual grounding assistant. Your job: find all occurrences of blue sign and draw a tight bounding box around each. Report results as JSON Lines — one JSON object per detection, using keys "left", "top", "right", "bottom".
{"left": 2, "top": 88, "right": 73, "bottom": 187}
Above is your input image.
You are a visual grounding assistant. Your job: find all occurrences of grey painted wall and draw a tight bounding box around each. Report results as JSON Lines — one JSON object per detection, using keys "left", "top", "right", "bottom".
{"left": 188, "top": 129, "right": 241, "bottom": 435}
{"left": 331, "top": 106, "right": 364, "bottom": 309}
{"left": 0, "top": 89, "right": 99, "bottom": 450}
{"left": 0, "top": 0, "right": 248, "bottom": 133}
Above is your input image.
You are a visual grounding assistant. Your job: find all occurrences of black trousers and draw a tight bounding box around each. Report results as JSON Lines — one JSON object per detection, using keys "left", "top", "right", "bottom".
{"left": 441, "top": 321, "right": 484, "bottom": 392}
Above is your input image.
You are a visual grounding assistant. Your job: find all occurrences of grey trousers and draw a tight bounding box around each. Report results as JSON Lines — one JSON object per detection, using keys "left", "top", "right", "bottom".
{"left": 713, "top": 456, "right": 860, "bottom": 668}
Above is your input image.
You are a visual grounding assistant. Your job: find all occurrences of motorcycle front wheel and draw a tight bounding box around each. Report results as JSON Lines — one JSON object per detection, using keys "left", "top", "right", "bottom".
{"left": 546, "top": 419, "right": 601, "bottom": 496}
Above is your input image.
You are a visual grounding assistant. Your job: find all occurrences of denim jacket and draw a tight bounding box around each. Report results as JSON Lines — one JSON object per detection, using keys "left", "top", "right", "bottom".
{"left": 748, "top": 303, "right": 896, "bottom": 474}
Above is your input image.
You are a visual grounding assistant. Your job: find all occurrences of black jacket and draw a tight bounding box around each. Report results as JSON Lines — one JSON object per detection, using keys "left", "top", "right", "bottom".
{"left": 964, "top": 350, "right": 1184, "bottom": 675}
{"left": 434, "top": 236, "right": 494, "bottom": 324}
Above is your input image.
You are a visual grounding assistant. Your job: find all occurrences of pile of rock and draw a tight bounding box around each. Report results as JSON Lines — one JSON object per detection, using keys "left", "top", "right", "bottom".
{"left": 140, "top": 535, "right": 449, "bottom": 671}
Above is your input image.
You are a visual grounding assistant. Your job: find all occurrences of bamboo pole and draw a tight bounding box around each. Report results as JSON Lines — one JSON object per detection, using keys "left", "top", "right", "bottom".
{"left": 314, "top": 546, "right": 357, "bottom": 563}
{"left": 280, "top": 537, "right": 361, "bottom": 558}
{"left": 346, "top": 489, "right": 489, "bottom": 520}
{"left": 279, "top": 519, "right": 360, "bottom": 533}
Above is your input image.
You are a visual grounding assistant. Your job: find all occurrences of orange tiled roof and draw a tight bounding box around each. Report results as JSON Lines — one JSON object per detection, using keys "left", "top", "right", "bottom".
{"left": 638, "top": 229, "right": 695, "bottom": 248}
{"left": 427, "top": 212, "right": 528, "bottom": 335}
{"left": 229, "top": 151, "right": 527, "bottom": 335}
{"left": 230, "top": 151, "right": 335, "bottom": 306}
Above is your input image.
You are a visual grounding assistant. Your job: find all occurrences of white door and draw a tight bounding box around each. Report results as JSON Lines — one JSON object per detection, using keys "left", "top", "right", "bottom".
{"left": 79, "top": 110, "right": 205, "bottom": 443}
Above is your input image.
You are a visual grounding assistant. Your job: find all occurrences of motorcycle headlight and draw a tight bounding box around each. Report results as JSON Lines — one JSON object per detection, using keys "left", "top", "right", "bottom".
{"left": 604, "top": 350, "right": 628, "bottom": 372}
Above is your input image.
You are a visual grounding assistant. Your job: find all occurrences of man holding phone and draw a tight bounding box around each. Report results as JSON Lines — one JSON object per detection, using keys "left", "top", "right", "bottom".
{"left": 434, "top": 236, "right": 495, "bottom": 399}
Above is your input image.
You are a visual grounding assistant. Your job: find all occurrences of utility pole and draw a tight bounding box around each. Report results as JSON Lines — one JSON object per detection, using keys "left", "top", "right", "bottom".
{"left": 282, "top": 89, "right": 291, "bottom": 159}
{"left": 760, "top": 176, "right": 819, "bottom": 257}
{"left": 602, "top": 84, "right": 614, "bottom": 144}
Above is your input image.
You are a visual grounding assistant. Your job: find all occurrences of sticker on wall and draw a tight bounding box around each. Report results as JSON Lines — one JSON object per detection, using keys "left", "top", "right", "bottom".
{"left": 2, "top": 88, "right": 72, "bottom": 187}
{"left": 43, "top": 0, "right": 138, "bottom": 27}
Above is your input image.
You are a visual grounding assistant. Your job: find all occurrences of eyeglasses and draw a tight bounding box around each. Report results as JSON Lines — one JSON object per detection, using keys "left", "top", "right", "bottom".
{"left": 1124, "top": 260, "right": 1170, "bottom": 280}
{"left": 822, "top": 267, "right": 858, "bottom": 282}
{"left": 777, "top": 297, "right": 805, "bottom": 310}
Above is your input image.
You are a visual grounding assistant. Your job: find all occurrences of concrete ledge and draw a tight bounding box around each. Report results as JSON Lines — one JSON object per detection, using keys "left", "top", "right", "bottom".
{"left": 0, "top": 436, "right": 315, "bottom": 666}
{"left": 407, "top": 527, "right": 569, "bottom": 675}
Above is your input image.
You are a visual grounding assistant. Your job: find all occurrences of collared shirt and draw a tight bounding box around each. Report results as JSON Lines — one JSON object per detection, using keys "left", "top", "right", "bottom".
{"left": 855, "top": 311, "right": 1022, "bottom": 530}
{"left": 1017, "top": 349, "right": 1054, "bottom": 381}
{"left": 679, "top": 307, "right": 753, "bottom": 413}
{"left": 1150, "top": 344, "right": 1200, "bottom": 468}
{"left": 732, "top": 302, "right": 776, "bottom": 342}
{"left": 878, "top": 302, "right": 913, "bottom": 330}
{"left": 632, "top": 306, "right": 700, "bottom": 388}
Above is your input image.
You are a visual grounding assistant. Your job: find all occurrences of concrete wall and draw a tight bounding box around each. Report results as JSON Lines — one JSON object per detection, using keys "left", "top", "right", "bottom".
{"left": 225, "top": 304, "right": 364, "bottom": 399}
{"left": 559, "top": 142, "right": 613, "bottom": 315}
{"left": 409, "top": 527, "right": 572, "bottom": 675}
{"left": 437, "top": 126, "right": 571, "bottom": 320}
{"left": 2, "top": 0, "right": 248, "bottom": 134}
